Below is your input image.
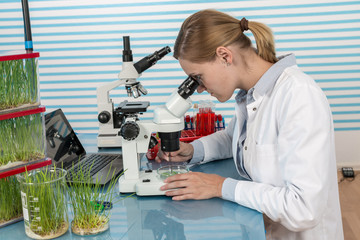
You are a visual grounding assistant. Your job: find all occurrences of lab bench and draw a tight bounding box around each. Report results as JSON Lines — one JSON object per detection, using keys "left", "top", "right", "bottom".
{"left": 0, "top": 133, "right": 266, "bottom": 240}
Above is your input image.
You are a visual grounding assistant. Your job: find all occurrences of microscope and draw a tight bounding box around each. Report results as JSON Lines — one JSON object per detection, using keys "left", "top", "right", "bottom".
{"left": 118, "top": 75, "right": 199, "bottom": 196}
{"left": 97, "top": 36, "right": 171, "bottom": 148}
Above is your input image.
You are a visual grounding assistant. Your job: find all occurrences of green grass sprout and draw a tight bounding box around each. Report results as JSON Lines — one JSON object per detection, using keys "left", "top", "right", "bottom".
{"left": 0, "top": 113, "right": 45, "bottom": 167}
{"left": 17, "top": 167, "right": 69, "bottom": 239}
{"left": 68, "top": 161, "right": 127, "bottom": 235}
{"left": 0, "top": 58, "right": 39, "bottom": 110}
{"left": 0, "top": 175, "right": 22, "bottom": 225}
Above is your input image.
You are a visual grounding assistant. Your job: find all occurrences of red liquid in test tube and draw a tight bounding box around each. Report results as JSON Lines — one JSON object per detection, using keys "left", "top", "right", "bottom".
{"left": 218, "top": 114, "right": 224, "bottom": 129}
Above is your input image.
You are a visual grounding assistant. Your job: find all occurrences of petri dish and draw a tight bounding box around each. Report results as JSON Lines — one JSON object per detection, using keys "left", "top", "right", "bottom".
{"left": 157, "top": 165, "right": 189, "bottom": 179}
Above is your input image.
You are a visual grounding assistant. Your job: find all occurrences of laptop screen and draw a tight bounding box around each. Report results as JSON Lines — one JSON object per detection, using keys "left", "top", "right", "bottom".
{"left": 45, "top": 109, "right": 86, "bottom": 169}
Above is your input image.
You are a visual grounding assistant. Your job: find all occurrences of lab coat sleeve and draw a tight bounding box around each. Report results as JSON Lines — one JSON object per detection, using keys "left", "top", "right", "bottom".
{"left": 196, "top": 116, "right": 235, "bottom": 163}
{"left": 231, "top": 77, "right": 334, "bottom": 232}
{"left": 189, "top": 140, "right": 205, "bottom": 164}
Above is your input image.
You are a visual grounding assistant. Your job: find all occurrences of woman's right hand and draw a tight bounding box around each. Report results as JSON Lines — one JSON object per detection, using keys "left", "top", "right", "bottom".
{"left": 155, "top": 141, "right": 194, "bottom": 163}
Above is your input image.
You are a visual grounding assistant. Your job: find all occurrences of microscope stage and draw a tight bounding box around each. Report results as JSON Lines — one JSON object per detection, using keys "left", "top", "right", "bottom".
{"left": 119, "top": 170, "right": 166, "bottom": 196}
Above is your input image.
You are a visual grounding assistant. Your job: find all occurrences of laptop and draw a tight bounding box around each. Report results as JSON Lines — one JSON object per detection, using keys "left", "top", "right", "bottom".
{"left": 45, "top": 109, "right": 123, "bottom": 185}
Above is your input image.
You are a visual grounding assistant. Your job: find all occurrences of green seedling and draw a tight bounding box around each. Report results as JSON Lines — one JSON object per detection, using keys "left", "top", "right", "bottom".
{"left": 0, "top": 58, "right": 38, "bottom": 110}
{"left": 0, "top": 113, "right": 45, "bottom": 167}
{"left": 67, "top": 161, "right": 128, "bottom": 235}
{"left": 17, "top": 167, "right": 69, "bottom": 239}
{"left": 0, "top": 176, "right": 22, "bottom": 225}
{"left": 158, "top": 165, "right": 189, "bottom": 179}
{"left": 160, "top": 171, "right": 183, "bottom": 178}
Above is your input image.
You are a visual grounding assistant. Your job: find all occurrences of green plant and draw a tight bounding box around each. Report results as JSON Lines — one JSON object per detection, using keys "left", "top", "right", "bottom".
{"left": 68, "top": 163, "right": 125, "bottom": 235}
{"left": 0, "top": 58, "right": 38, "bottom": 110}
{"left": 17, "top": 167, "right": 68, "bottom": 239}
{"left": 0, "top": 175, "right": 22, "bottom": 224}
{"left": 0, "top": 113, "right": 45, "bottom": 167}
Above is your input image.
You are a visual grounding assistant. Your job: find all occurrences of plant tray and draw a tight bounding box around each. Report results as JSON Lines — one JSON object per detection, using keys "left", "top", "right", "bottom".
{"left": 0, "top": 50, "right": 39, "bottom": 61}
{"left": 0, "top": 158, "right": 52, "bottom": 179}
{"left": 0, "top": 50, "right": 40, "bottom": 113}
{"left": 0, "top": 105, "right": 45, "bottom": 120}
{"left": 0, "top": 216, "right": 23, "bottom": 228}
{"left": 0, "top": 106, "right": 49, "bottom": 177}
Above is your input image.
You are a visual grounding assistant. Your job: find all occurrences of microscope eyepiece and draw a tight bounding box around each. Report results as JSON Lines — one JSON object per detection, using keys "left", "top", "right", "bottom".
{"left": 157, "top": 46, "right": 171, "bottom": 59}
{"left": 122, "top": 36, "right": 133, "bottom": 62}
{"left": 177, "top": 75, "right": 200, "bottom": 99}
{"left": 134, "top": 46, "right": 171, "bottom": 74}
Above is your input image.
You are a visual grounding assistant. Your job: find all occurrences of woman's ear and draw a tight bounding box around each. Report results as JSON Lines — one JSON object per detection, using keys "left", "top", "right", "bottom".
{"left": 215, "top": 46, "right": 233, "bottom": 65}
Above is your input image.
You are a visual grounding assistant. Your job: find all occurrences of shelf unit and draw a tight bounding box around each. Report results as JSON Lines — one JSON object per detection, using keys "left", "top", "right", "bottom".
{"left": 0, "top": 51, "right": 51, "bottom": 179}
{"left": 0, "top": 0, "right": 53, "bottom": 229}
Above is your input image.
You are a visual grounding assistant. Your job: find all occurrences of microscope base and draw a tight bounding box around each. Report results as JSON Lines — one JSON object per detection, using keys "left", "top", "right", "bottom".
{"left": 119, "top": 171, "right": 166, "bottom": 196}
{"left": 97, "top": 134, "right": 122, "bottom": 148}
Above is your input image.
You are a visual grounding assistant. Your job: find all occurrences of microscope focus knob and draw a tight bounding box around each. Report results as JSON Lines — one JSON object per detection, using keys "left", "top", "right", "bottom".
{"left": 119, "top": 121, "right": 140, "bottom": 141}
{"left": 98, "top": 111, "right": 111, "bottom": 123}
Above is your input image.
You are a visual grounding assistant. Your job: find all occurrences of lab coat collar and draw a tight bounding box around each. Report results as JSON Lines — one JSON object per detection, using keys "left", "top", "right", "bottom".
{"left": 235, "top": 54, "right": 297, "bottom": 102}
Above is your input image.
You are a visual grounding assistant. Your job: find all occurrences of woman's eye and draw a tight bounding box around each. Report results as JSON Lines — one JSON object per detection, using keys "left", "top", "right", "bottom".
{"left": 198, "top": 78, "right": 205, "bottom": 87}
{"left": 194, "top": 75, "right": 204, "bottom": 86}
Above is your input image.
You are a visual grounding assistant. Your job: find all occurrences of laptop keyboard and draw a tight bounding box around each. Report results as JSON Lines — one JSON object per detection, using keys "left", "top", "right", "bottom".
{"left": 66, "top": 154, "right": 118, "bottom": 181}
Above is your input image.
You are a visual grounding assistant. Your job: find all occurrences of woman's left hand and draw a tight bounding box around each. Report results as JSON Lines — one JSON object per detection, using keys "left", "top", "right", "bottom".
{"left": 160, "top": 172, "right": 226, "bottom": 200}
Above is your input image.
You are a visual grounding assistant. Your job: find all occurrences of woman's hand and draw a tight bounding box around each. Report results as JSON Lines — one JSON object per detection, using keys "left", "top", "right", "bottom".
{"left": 155, "top": 141, "right": 194, "bottom": 163}
{"left": 160, "top": 172, "right": 226, "bottom": 201}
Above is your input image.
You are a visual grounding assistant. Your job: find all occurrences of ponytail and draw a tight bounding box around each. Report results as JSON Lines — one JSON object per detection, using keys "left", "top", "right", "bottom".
{"left": 248, "top": 21, "right": 277, "bottom": 63}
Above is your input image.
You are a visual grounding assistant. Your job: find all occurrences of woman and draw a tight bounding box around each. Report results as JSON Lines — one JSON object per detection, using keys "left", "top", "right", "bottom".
{"left": 156, "top": 9, "right": 343, "bottom": 240}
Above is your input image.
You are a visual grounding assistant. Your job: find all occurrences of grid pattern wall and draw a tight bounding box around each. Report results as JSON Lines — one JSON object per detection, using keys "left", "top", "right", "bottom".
{"left": 1, "top": 0, "right": 359, "bottom": 133}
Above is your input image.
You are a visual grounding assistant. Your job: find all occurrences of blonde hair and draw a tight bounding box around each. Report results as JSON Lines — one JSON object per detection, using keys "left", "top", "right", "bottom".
{"left": 174, "top": 9, "right": 277, "bottom": 63}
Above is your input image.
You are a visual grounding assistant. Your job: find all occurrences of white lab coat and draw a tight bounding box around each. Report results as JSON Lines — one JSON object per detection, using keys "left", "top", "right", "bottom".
{"left": 198, "top": 65, "right": 344, "bottom": 240}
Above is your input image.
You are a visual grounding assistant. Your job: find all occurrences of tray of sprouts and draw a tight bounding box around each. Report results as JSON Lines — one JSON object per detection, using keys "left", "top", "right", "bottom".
{"left": 0, "top": 175, "right": 23, "bottom": 228}
{"left": 0, "top": 51, "right": 40, "bottom": 114}
{"left": 0, "top": 106, "right": 47, "bottom": 175}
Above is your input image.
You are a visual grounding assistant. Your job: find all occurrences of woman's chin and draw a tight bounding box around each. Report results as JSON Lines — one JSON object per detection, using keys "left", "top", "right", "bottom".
{"left": 216, "top": 95, "right": 230, "bottom": 103}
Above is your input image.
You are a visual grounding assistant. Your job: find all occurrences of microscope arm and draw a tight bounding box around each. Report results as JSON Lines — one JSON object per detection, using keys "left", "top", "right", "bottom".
{"left": 97, "top": 36, "right": 171, "bottom": 147}
{"left": 97, "top": 62, "right": 140, "bottom": 106}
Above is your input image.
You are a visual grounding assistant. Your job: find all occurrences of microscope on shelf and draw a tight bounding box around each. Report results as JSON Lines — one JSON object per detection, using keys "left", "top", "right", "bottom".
{"left": 96, "top": 36, "right": 171, "bottom": 148}
{"left": 119, "top": 75, "right": 199, "bottom": 196}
